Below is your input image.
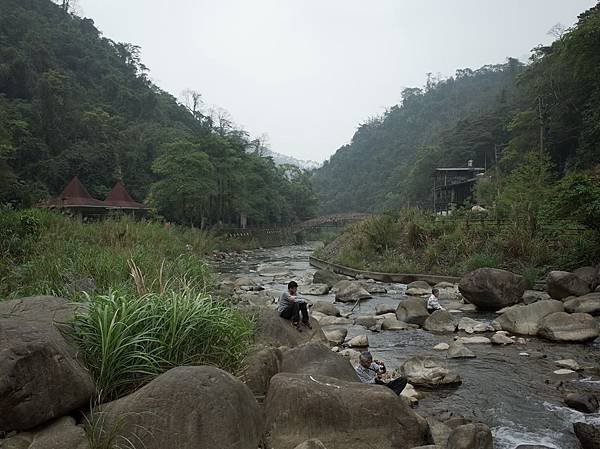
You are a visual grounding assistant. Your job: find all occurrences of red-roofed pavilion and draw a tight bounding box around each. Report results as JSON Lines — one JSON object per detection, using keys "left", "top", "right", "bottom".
{"left": 44, "top": 176, "right": 107, "bottom": 210}
{"left": 103, "top": 181, "right": 148, "bottom": 211}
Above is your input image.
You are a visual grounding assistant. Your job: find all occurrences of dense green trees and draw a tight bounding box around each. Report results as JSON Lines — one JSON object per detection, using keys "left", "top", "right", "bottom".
{"left": 0, "top": 0, "right": 317, "bottom": 226}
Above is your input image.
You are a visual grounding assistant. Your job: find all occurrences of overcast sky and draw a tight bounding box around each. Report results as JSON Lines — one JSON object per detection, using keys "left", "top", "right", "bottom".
{"left": 77, "top": 0, "right": 596, "bottom": 162}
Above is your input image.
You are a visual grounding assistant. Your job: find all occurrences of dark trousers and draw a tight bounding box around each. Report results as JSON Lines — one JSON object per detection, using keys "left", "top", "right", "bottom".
{"left": 280, "top": 302, "right": 309, "bottom": 324}
{"left": 376, "top": 377, "right": 408, "bottom": 396}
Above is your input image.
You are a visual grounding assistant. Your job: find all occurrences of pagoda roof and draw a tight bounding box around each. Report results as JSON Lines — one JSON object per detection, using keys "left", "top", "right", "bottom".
{"left": 104, "top": 181, "right": 148, "bottom": 209}
{"left": 45, "top": 176, "right": 106, "bottom": 208}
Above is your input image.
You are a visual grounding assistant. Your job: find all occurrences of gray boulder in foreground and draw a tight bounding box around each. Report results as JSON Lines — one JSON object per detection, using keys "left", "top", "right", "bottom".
{"left": 96, "top": 366, "right": 262, "bottom": 449}
{"left": 334, "top": 280, "right": 372, "bottom": 303}
{"left": 564, "top": 293, "right": 600, "bottom": 315}
{"left": 538, "top": 312, "right": 599, "bottom": 342}
{"left": 400, "top": 356, "right": 461, "bottom": 387}
{"left": 252, "top": 307, "right": 327, "bottom": 348}
{"left": 424, "top": 310, "right": 458, "bottom": 333}
{"left": 313, "top": 269, "right": 346, "bottom": 287}
{"left": 264, "top": 373, "right": 427, "bottom": 449}
{"left": 573, "top": 422, "right": 600, "bottom": 449}
{"left": 459, "top": 268, "right": 527, "bottom": 311}
{"left": 492, "top": 300, "right": 564, "bottom": 335}
{"left": 0, "top": 297, "right": 95, "bottom": 432}
{"left": 280, "top": 343, "right": 359, "bottom": 382}
{"left": 396, "top": 297, "right": 430, "bottom": 325}
{"left": 547, "top": 271, "right": 591, "bottom": 300}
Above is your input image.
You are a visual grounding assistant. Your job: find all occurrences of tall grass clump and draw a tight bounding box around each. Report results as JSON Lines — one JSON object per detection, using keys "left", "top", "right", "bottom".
{"left": 67, "top": 290, "right": 253, "bottom": 402}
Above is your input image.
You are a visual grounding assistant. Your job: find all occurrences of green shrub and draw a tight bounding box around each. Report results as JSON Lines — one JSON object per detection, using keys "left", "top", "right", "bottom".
{"left": 66, "top": 290, "right": 253, "bottom": 402}
{"left": 463, "top": 253, "right": 503, "bottom": 272}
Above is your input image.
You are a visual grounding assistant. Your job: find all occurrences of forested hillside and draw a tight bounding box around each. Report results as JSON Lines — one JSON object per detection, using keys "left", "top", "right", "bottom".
{"left": 0, "top": 0, "right": 317, "bottom": 225}
{"left": 313, "top": 2, "right": 600, "bottom": 215}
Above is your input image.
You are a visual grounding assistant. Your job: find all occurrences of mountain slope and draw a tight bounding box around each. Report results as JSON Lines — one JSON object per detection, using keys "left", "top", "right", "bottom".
{"left": 311, "top": 60, "right": 524, "bottom": 213}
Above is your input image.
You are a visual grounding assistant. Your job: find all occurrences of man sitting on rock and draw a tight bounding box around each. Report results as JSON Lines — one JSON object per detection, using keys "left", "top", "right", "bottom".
{"left": 355, "top": 351, "right": 407, "bottom": 395}
{"left": 426, "top": 288, "right": 445, "bottom": 313}
{"left": 278, "top": 281, "right": 312, "bottom": 331}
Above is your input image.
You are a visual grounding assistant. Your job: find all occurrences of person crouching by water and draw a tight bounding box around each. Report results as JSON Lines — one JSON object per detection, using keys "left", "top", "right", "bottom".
{"left": 355, "top": 351, "right": 407, "bottom": 395}
{"left": 427, "top": 287, "right": 445, "bottom": 313}
{"left": 278, "top": 281, "right": 312, "bottom": 332}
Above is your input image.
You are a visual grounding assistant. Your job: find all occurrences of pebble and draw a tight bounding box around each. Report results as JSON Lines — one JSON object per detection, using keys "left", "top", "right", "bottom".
{"left": 553, "top": 369, "right": 576, "bottom": 375}
{"left": 519, "top": 352, "right": 530, "bottom": 356}
{"left": 434, "top": 343, "right": 450, "bottom": 350}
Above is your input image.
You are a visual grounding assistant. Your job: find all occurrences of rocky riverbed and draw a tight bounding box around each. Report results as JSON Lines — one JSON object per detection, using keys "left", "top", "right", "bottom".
{"left": 218, "top": 242, "right": 600, "bottom": 449}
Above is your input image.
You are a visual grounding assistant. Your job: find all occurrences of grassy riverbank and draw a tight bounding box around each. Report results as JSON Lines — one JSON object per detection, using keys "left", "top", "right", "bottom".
{"left": 0, "top": 208, "right": 224, "bottom": 299}
{"left": 1, "top": 208, "right": 256, "bottom": 402}
{"left": 315, "top": 210, "right": 600, "bottom": 284}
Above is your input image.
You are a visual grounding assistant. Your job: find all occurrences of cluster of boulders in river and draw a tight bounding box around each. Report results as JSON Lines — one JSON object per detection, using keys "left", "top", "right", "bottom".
{"left": 1, "top": 264, "right": 599, "bottom": 449}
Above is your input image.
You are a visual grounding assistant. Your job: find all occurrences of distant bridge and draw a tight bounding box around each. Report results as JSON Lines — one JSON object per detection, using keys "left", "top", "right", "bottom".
{"left": 218, "top": 213, "right": 374, "bottom": 242}
{"left": 296, "top": 213, "right": 375, "bottom": 229}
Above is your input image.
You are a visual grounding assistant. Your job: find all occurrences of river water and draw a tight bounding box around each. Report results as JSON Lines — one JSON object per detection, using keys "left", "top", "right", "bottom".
{"left": 217, "top": 242, "right": 600, "bottom": 449}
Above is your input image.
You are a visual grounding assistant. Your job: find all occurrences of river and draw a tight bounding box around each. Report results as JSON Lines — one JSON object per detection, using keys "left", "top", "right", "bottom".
{"left": 217, "top": 242, "right": 600, "bottom": 449}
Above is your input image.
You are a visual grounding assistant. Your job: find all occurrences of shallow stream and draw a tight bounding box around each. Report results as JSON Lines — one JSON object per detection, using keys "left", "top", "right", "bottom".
{"left": 217, "top": 242, "right": 600, "bottom": 449}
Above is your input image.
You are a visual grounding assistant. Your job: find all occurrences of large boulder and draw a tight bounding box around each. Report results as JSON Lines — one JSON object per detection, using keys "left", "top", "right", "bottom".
{"left": 424, "top": 310, "right": 458, "bottom": 333}
{"left": 400, "top": 356, "right": 461, "bottom": 387}
{"left": 252, "top": 307, "right": 327, "bottom": 348}
{"left": 538, "top": 312, "right": 599, "bottom": 342}
{"left": 396, "top": 298, "right": 430, "bottom": 325}
{"left": 564, "top": 393, "right": 599, "bottom": 413}
{"left": 492, "top": 300, "right": 564, "bottom": 335}
{"left": 323, "top": 328, "right": 347, "bottom": 346}
{"left": 376, "top": 304, "right": 397, "bottom": 315}
{"left": 0, "top": 297, "right": 95, "bottom": 432}
{"left": 240, "top": 346, "right": 282, "bottom": 396}
{"left": 334, "top": 281, "right": 372, "bottom": 303}
{"left": 564, "top": 293, "right": 600, "bottom": 315}
{"left": 408, "top": 280, "right": 431, "bottom": 290}
{"left": 426, "top": 417, "right": 452, "bottom": 448}
{"left": 573, "top": 266, "right": 598, "bottom": 290}
{"left": 96, "top": 366, "right": 262, "bottom": 449}
{"left": 264, "top": 373, "right": 428, "bottom": 449}
{"left": 573, "top": 422, "right": 600, "bottom": 449}
{"left": 280, "top": 343, "right": 359, "bottom": 382}
{"left": 459, "top": 268, "right": 527, "bottom": 311}
{"left": 1, "top": 416, "right": 89, "bottom": 449}
{"left": 447, "top": 423, "right": 493, "bottom": 449}
{"left": 313, "top": 270, "right": 346, "bottom": 288}
{"left": 547, "top": 271, "right": 591, "bottom": 300}
{"left": 311, "top": 301, "right": 340, "bottom": 316}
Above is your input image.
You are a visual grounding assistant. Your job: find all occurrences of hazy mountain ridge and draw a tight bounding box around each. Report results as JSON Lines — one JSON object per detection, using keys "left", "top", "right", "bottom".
{"left": 262, "top": 149, "right": 321, "bottom": 171}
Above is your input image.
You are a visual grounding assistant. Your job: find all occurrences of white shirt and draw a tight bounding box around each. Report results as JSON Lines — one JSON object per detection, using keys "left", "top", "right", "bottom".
{"left": 427, "top": 294, "right": 444, "bottom": 311}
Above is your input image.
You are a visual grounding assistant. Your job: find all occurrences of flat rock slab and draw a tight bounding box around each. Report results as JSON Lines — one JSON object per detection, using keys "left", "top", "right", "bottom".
{"left": 457, "top": 336, "right": 491, "bottom": 344}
